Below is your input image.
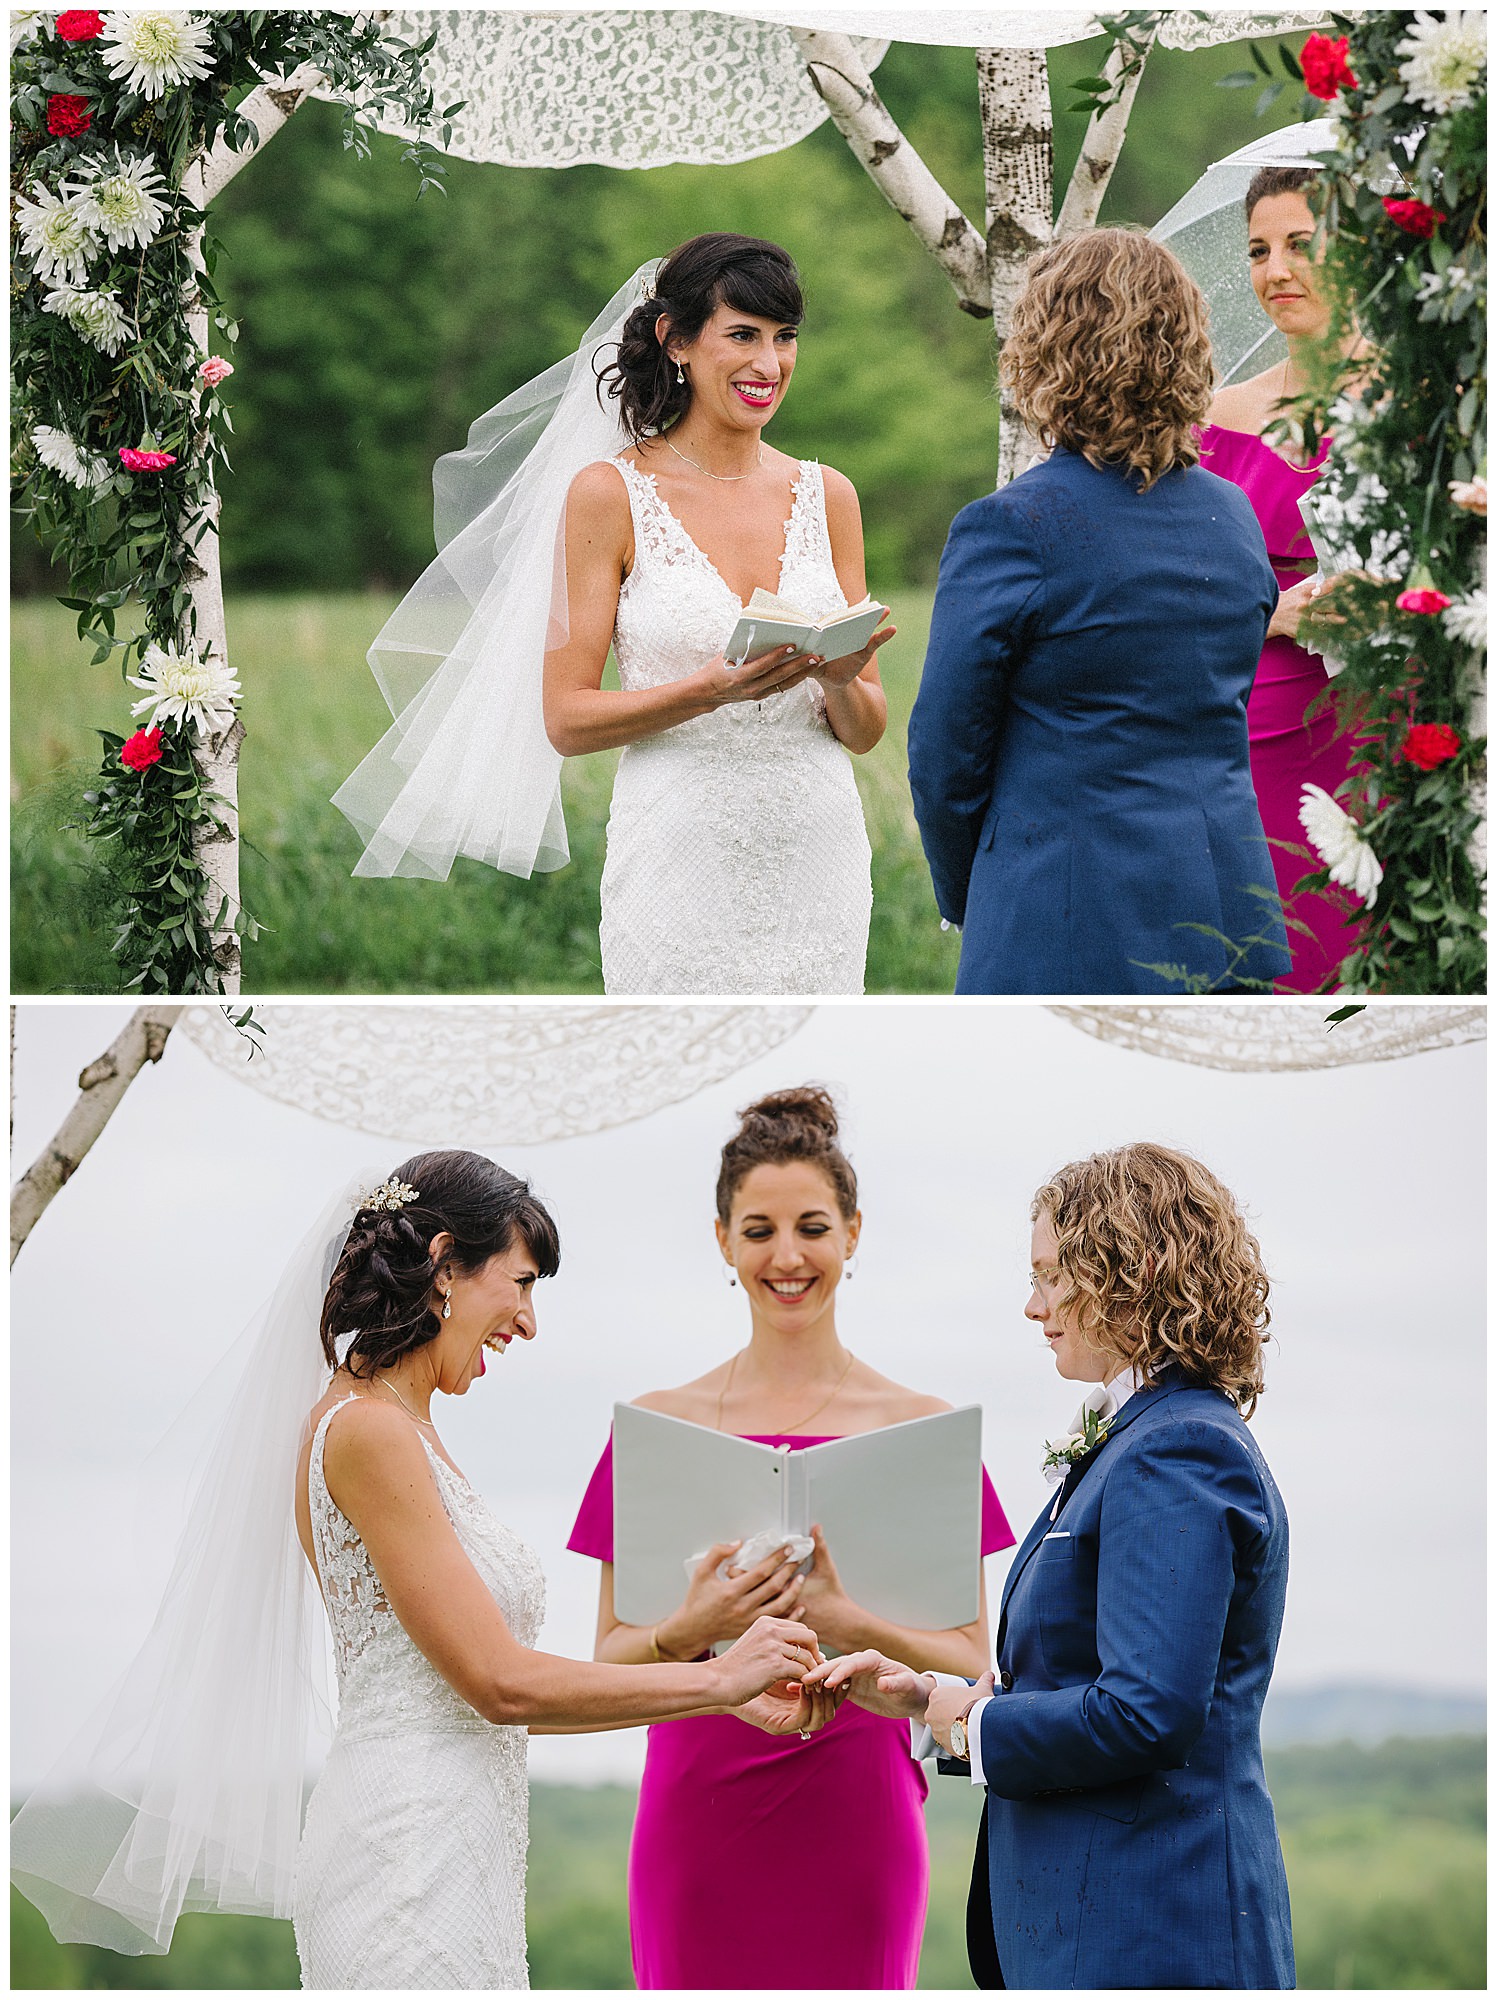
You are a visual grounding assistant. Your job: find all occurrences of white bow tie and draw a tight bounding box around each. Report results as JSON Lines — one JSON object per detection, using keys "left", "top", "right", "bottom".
{"left": 1042, "top": 1380, "right": 1120, "bottom": 1488}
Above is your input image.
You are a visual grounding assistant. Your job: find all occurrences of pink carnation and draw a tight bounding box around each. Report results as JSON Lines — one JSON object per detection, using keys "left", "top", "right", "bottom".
{"left": 1396, "top": 586, "right": 1452, "bottom": 615}
{"left": 118, "top": 447, "right": 177, "bottom": 471}
{"left": 199, "top": 356, "right": 234, "bottom": 387}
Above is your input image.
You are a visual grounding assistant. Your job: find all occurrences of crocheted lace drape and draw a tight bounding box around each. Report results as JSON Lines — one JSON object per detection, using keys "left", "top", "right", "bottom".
{"left": 1049, "top": 1005, "right": 1485, "bottom": 1072}
{"left": 179, "top": 1004, "right": 813, "bottom": 1144}
{"left": 315, "top": 9, "right": 1330, "bottom": 169}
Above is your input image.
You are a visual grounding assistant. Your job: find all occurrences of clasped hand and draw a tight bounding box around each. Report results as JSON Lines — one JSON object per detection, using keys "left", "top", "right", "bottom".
{"left": 802, "top": 1653, "right": 998, "bottom": 1755}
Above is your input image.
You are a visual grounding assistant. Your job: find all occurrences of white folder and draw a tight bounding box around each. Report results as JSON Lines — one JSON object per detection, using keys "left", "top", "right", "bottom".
{"left": 611, "top": 1402, "right": 984, "bottom": 1630}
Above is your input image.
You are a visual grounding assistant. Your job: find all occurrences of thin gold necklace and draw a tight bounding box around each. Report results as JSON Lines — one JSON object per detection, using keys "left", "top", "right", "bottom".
{"left": 665, "top": 436, "right": 763, "bottom": 483}
{"left": 373, "top": 1374, "right": 436, "bottom": 1430}
{"left": 714, "top": 1347, "right": 856, "bottom": 1434}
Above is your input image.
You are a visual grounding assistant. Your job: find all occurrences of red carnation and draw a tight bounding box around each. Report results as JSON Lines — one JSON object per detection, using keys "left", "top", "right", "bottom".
{"left": 118, "top": 447, "right": 177, "bottom": 471}
{"left": 1382, "top": 196, "right": 1446, "bottom": 238}
{"left": 121, "top": 727, "right": 164, "bottom": 772}
{"left": 1301, "top": 32, "right": 1357, "bottom": 99}
{"left": 55, "top": 10, "right": 104, "bottom": 39}
{"left": 46, "top": 92, "right": 92, "bottom": 137}
{"left": 1396, "top": 585, "right": 1453, "bottom": 615}
{"left": 1402, "top": 723, "right": 1462, "bottom": 772}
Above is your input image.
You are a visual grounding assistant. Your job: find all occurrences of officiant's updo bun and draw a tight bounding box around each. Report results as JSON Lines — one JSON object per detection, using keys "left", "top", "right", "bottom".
{"left": 598, "top": 232, "right": 804, "bottom": 443}
{"left": 320, "top": 1149, "right": 559, "bottom": 1377}
{"left": 716, "top": 1086, "right": 858, "bottom": 1222}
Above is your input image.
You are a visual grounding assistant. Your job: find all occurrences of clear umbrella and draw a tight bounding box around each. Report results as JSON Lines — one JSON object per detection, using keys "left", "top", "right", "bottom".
{"left": 1150, "top": 119, "right": 1339, "bottom": 385}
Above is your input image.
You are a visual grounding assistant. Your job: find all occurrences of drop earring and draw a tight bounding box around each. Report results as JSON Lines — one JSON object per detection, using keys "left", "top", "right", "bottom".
{"left": 676, "top": 362, "right": 685, "bottom": 385}
{"left": 843, "top": 1254, "right": 858, "bottom": 1281}
{"left": 722, "top": 1263, "right": 738, "bottom": 1287}
{"left": 441, "top": 1289, "right": 452, "bottom": 1320}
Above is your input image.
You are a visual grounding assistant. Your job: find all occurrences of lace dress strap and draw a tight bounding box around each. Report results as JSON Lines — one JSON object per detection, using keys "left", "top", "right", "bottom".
{"left": 783, "top": 459, "right": 830, "bottom": 575}
{"left": 606, "top": 454, "right": 687, "bottom": 577}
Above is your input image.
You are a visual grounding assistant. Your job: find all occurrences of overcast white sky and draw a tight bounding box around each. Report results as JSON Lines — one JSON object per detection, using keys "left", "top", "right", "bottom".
{"left": 11, "top": 1000, "right": 1485, "bottom": 1789}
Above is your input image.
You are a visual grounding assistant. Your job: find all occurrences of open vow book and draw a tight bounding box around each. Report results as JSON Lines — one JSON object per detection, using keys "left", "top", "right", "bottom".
{"left": 724, "top": 588, "right": 887, "bottom": 668}
{"left": 611, "top": 1402, "right": 984, "bottom": 1631}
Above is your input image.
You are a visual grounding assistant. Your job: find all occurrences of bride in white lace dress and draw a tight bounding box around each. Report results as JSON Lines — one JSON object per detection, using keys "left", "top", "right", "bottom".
{"left": 10, "top": 1151, "right": 833, "bottom": 1990}
{"left": 545, "top": 234, "right": 895, "bottom": 995}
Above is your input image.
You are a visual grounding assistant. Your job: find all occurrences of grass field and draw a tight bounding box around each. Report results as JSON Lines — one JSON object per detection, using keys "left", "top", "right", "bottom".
{"left": 11, "top": 1737, "right": 1487, "bottom": 1989}
{"left": 10, "top": 590, "right": 963, "bottom": 995}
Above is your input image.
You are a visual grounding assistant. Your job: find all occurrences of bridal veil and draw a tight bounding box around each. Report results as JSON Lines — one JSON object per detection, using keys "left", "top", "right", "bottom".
{"left": 332, "top": 262, "right": 659, "bottom": 880}
{"left": 9, "top": 1184, "right": 363, "bottom": 1952}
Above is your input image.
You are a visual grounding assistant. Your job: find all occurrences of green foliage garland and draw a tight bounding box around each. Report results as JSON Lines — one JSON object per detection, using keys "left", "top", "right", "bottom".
{"left": 1293, "top": 10, "right": 1486, "bottom": 992}
{"left": 10, "top": 9, "right": 446, "bottom": 991}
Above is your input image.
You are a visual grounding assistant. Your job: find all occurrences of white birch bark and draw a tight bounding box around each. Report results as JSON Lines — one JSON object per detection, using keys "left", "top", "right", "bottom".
{"left": 175, "top": 64, "right": 326, "bottom": 990}
{"left": 790, "top": 28, "right": 990, "bottom": 314}
{"left": 1054, "top": 24, "right": 1158, "bottom": 239}
{"left": 10, "top": 1006, "right": 183, "bottom": 1264}
{"left": 976, "top": 46, "right": 1054, "bottom": 487}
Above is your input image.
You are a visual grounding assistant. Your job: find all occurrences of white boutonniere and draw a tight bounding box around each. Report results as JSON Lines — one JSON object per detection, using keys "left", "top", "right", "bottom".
{"left": 1042, "top": 1404, "right": 1115, "bottom": 1478}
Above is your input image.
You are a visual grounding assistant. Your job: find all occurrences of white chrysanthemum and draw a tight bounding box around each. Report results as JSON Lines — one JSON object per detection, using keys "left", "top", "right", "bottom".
{"left": 64, "top": 151, "right": 171, "bottom": 253}
{"left": 10, "top": 9, "right": 45, "bottom": 51}
{"left": 98, "top": 9, "right": 214, "bottom": 99}
{"left": 1396, "top": 10, "right": 1487, "bottom": 115}
{"left": 129, "top": 642, "right": 242, "bottom": 735}
{"left": 1443, "top": 588, "right": 1487, "bottom": 652}
{"left": 42, "top": 284, "right": 134, "bottom": 355}
{"left": 1299, "top": 784, "right": 1384, "bottom": 906}
{"left": 32, "top": 424, "right": 110, "bottom": 491}
{"left": 14, "top": 186, "right": 97, "bottom": 287}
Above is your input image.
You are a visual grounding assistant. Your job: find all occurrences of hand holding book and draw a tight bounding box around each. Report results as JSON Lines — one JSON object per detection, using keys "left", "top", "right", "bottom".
{"left": 724, "top": 588, "right": 894, "bottom": 676}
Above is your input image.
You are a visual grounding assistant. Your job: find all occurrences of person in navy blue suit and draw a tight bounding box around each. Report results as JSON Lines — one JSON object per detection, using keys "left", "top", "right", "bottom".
{"left": 908, "top": 230, "right": 1291, "bottom": 995}
{"left": 810, "top": 1141, "right": 1295, "bottom": 1989}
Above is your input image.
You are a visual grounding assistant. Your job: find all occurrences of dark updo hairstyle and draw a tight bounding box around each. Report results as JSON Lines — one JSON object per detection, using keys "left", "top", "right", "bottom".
{"left": 320, "top": 1149, "right": 560, "bottom": 1378}
{"left": 1244, "top": 164, "right": 1316, "bottom": 224}
{"left": 715, "top": 1086, "right": 858, "bottom": 1224}
{"left": 596, "top": 232, "right": 804, "bottom": 444}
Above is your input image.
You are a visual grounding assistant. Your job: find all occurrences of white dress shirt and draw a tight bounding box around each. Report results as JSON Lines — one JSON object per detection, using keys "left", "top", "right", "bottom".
{"left": 927, "top": 1368, "right": 1143, "bottom": 1783}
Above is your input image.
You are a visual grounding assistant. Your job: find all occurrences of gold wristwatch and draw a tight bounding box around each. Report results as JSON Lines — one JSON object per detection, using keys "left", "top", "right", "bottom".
{"left": 950, "top": 1704, "right": 974, "bottom": 1761}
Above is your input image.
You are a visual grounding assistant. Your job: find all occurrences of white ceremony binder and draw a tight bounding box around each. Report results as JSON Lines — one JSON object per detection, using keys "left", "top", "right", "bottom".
{"left": 611, "top": 1402, "right": 984, "bottom": 1631}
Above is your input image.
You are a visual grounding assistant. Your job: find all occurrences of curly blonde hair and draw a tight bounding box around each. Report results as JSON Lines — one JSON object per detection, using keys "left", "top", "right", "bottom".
{"left": 1031, "top": 1142, "right": 1270, "bottom": 1415}
{"left": 1002, "top": 229, "right": 1215, "bottom": 492}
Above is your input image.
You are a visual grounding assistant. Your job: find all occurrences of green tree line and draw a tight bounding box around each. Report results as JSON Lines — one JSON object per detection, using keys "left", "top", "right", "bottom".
{"left": 11, "top": 1735, "right": 1487, "bottom": 1989}
{"left": 12, "top": 34, "right": 1305, "bottom": 601}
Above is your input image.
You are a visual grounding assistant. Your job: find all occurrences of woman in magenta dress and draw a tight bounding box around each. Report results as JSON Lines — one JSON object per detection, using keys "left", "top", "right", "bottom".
{"left": 568, "top": 1087, "right": 1015, "bottom": 1989}
{"left": 1201, "top": 164, "right": 1368, "bottom": 991}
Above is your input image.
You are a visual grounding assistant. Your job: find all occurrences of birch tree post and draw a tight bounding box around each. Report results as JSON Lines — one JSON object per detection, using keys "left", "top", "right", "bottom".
{"left": 10, "top": 1005, "right": 183, "bottom": 1265}
{"left": 976, "top": 46, "right": 1054, "bottom": 484}
{"left": 177, "top": 65, "right": 327, "bottom": 986}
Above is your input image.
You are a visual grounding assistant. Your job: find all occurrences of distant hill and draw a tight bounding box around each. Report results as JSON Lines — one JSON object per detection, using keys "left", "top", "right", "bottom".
{"left": 1264, "top": 1682, "right": 1485, "bottom": 1747}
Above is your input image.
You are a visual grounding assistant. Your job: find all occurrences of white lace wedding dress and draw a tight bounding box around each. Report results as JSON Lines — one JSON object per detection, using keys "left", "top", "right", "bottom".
{"left": 598, "top": 457, "right": 873, "bottom": 994}
{"left": 294, "top": 1397, "right": 546, "bottom": 1989}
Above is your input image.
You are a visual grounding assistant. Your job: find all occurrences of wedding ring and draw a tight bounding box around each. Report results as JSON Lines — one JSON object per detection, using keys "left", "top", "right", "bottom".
{"left": 798, "top": 1727, "right": 812, "bottom": 1741}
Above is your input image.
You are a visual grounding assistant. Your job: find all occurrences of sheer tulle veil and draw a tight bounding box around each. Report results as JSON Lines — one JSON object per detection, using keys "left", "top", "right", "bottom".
{"left": 332, "top": 261, "right": 661, "bottom": 881}
{"left": 9, "top": 1179, "right": 371, "bottom": 1953}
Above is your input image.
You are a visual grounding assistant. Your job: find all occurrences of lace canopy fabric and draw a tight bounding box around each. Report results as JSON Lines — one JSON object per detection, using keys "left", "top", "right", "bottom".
{"left": 1050, "top": 1005, "right": 1486, "bottom": 1072}
{"left": 179, "top": 1005, "right": 813, "bottom": 1144}
{"left": 321, "top": 10, "right": 889, "bottom": 168}
{"left": 315, "top": 10, "right": 1330, "bottom": 168}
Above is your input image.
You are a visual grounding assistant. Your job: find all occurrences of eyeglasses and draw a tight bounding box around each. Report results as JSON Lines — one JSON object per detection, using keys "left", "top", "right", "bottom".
{"left": 1029, "top": 1266, "right": 1065, "bottom": 1299}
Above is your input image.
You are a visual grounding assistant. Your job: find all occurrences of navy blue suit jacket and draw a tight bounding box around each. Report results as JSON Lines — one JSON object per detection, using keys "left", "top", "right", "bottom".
{"left": 976, "top": 1370, "right": 1294, "bottom": 1989}
{"left": 908, "top": 450, "right": 1290, "bottom": 994}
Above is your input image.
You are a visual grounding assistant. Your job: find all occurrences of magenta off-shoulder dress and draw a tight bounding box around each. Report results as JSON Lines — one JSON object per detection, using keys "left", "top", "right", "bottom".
{"left": 1199, "top": 424, "right": 1362, "bottom": 991}
{"left": 568, "top": 1431, "right": 1015, "bottom": 1990}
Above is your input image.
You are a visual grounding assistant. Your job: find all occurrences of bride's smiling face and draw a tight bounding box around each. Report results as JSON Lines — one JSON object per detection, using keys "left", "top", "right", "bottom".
{"left": 665, "top": 302, "right": 799, "bottom": 432}
{"left": 431, "top": 1238, "right": 542, "bottom": 1394}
